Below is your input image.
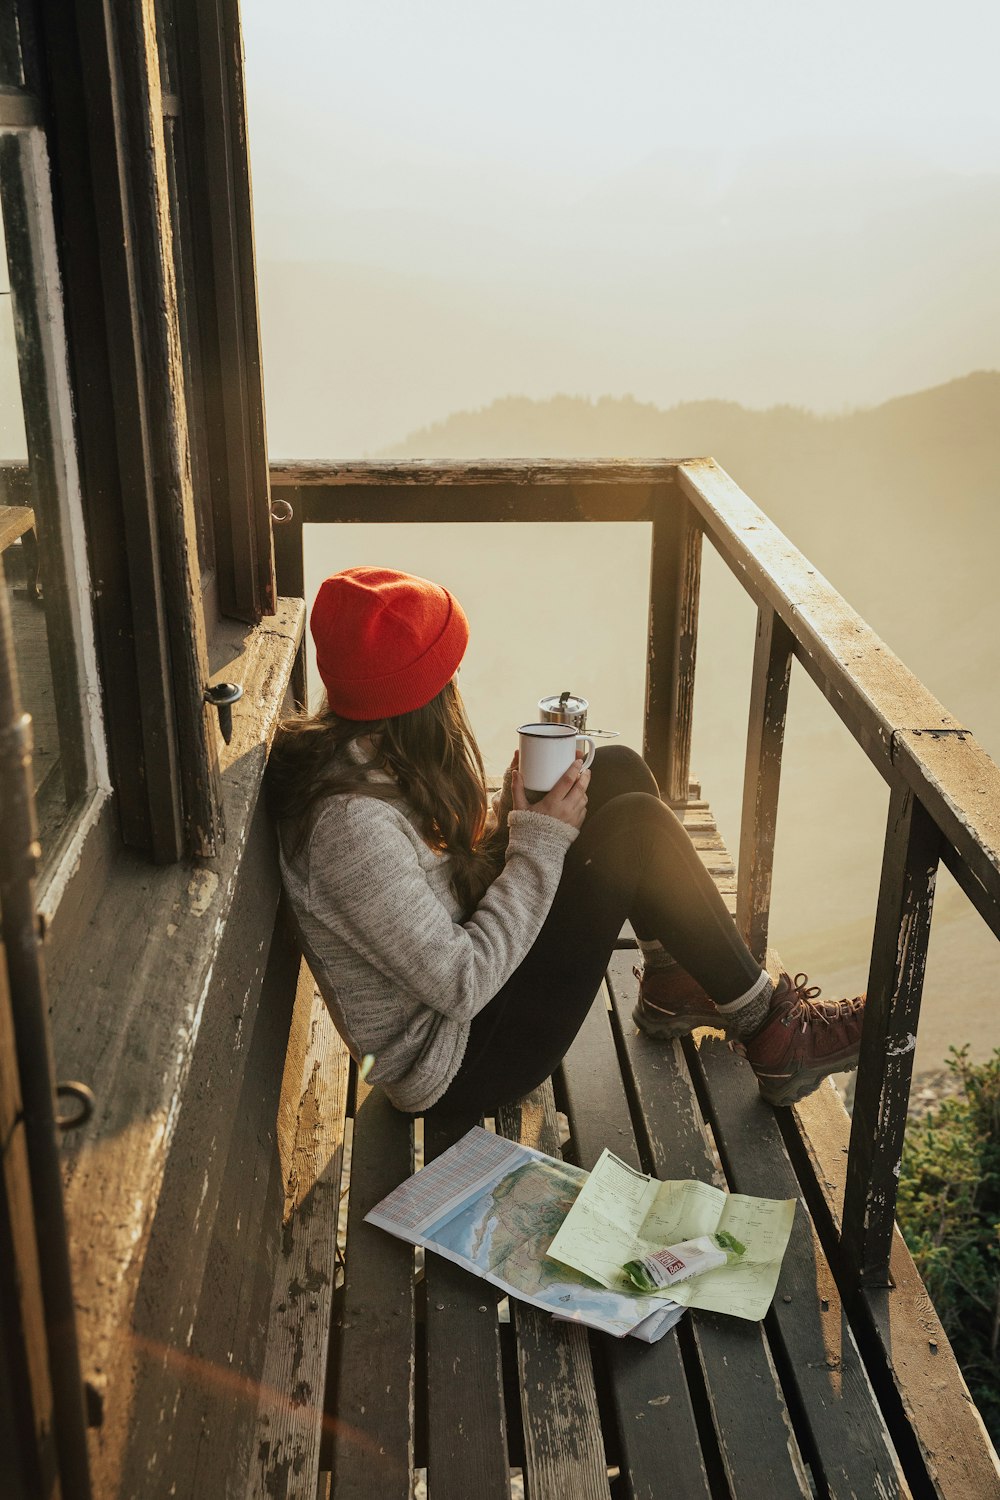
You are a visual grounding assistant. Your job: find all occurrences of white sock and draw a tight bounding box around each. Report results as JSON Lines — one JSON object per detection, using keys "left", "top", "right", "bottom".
{"left": 715, "top": 970, "right": 775, "bottom": 1038}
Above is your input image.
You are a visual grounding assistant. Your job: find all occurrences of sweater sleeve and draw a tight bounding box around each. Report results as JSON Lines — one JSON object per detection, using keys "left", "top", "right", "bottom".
{"left": 304, "top": 796, "right": 577, "bottom": 1023}
{"left": 492, "top": 764, "right": 515, "bottom": 825}
{"left": 483, "top": 763, "right": 515, "bottom": 856}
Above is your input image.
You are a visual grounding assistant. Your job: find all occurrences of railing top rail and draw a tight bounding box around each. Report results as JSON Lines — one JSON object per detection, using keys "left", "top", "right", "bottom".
{"left": 267, "top": 455, "right": 1000, "bottom": 926}
{"left": 269, "top": 458, "right": 686, "bottom": 486}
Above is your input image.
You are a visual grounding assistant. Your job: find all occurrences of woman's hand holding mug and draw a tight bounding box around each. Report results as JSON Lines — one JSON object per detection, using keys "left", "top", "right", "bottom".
{"left": 512, "top": 750, "right": 591, "bottom": 829}
{"left": 516, "top": 722, "right": 596, "bottom": 790}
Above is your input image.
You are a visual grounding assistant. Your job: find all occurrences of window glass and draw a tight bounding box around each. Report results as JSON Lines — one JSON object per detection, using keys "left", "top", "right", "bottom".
{"left": 0, "top": 208, "right": 27, "bottom": 455}
{"left": 0, "top": 129, "right": 100, "bottom": 870}
{"left": 0, "top": 10, "right": 26, "bottom": 90}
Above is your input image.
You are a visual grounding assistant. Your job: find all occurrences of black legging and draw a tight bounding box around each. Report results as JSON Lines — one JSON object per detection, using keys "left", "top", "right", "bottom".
{"left": 430, "top": 745, "right": 764, "bottom": 1115}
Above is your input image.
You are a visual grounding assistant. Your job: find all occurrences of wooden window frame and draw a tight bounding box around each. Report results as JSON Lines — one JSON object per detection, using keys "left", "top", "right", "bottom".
{"left": 16, "top": 0, "right": 275, "bottom": 866}
{"left": 0, "top": 59, "right": 112, "bottom": 908}
{"left": 164, "top": 0, "right": 275, "bottom": 626}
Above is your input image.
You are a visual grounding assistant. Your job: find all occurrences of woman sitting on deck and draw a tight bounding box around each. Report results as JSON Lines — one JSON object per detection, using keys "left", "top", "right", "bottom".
{"left": 268, "top": 566, "right": 865, "bottom": 1116}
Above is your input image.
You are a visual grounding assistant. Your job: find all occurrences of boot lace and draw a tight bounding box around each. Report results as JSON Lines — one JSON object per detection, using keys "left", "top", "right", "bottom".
{"left": 782, "top": 972, "right": 864, "bottom": 1027}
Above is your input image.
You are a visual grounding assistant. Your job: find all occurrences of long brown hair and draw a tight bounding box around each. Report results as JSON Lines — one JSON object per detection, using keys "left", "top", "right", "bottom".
{"left": 267, "top": 679, "right": 498, "bottom": 912}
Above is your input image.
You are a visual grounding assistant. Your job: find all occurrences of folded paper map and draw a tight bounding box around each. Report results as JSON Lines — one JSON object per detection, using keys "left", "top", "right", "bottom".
{"left": 546, "top": 1150, "right": 796, "bottom": 1320}
{"left": 365, "top": 1126, "right": 684, "bottom": 1341}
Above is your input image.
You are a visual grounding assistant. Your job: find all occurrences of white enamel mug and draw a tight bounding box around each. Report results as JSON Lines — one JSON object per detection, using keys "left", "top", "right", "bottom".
{"left": 517, "top": 722, "right": 597, "bottom": 795}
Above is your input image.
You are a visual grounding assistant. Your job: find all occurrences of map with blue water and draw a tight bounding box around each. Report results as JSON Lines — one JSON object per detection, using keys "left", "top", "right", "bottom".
{"left": 366, "top": 1125, "right": 683, "bottom": 1341}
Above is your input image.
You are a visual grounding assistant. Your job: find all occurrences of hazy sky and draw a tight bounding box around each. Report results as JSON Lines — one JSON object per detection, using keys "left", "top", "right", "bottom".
{"left": 241, "top": 0, "right": 1000, "bottom": 446}
{"left": 244, "top": 0, "right": 1000, "bottom": 268}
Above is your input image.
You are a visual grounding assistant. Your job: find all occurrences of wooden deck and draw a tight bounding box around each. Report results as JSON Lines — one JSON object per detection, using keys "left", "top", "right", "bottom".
{"left": 251, "top": 792, "right": 1000, "bottom": 1500}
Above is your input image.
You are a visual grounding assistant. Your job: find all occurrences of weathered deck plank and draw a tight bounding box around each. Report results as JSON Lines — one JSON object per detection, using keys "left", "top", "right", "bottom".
{"left": 559, "top": 983, "right": 713, "bottom": 1500}
{"left": 691, "top": 1030, "right": 908, "bottom": 1497}
{"left": 497, "top": 1087, "right": 612, "bottom": 1500}
{"left": 423, "top": 1111, "right": 511, "bottom": 1500}
{"left": 606, "top": 952, "right": 813, "bottom": 1499}
{"left": 249, "top": 968, "right": 350, "bottom": 1499}
{"left": 328, "top": 1084, "right": 414, "bottom": 1500}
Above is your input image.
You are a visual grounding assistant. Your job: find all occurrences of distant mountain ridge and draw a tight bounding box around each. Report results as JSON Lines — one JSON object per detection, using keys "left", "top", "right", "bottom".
{"left": 378, "top": 371, "right": 1000, "bottom": 471}
{"left": 256, "top": 146, "right": 1000, "bottom": 455}
{"left": 380, "top": 371, "right": 1000, "bottom": 753}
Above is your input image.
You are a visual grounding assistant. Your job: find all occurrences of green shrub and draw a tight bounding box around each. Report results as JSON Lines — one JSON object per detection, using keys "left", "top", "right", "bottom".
{"left": 897, "top": 1046, "right": 1000, "bottom": 1442}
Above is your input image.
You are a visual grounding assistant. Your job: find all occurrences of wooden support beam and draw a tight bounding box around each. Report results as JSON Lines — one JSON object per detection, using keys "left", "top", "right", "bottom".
{"left": 645, "top": 490, "right": 702, "bottom": 803}
{"left": 270, "top": 502, "right": 305, "bottom": 707}
{"left": 270, "top": 500, "right": 304, "bottom": 602}
{"left": 275, "top": 478, "right": 660, "bottom": 527}
{"left": 842, "top": 784, "right": 940, "bottom": 1286}
{"left": 738, "top": 604, "right": 794, "bottom": 961}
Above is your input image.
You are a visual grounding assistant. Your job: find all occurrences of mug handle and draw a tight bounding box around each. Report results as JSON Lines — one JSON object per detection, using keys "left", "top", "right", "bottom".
{"left": 576, "top": 735, "right": 597, "bottom": 771}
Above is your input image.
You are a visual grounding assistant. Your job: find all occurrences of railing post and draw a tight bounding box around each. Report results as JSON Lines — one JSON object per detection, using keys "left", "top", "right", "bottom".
{"left": 644, "top": 488, "right": 702, "bottom": 803}
{"left": 737, "top": 605, "right": 794, "bottom": 963}
{"left": 842, "top": 781, "right": 940, "bottom": 1286}
{"left": 270, "top": 487, "right": 306, "bottom": 709}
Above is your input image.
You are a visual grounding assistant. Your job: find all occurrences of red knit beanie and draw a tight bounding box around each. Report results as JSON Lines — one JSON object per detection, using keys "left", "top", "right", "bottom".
{"left": 310, "top": 566, "right": 469, "bottom": 720}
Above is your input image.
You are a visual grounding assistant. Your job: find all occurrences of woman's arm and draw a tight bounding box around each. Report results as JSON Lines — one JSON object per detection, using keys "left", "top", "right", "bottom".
{"left": 304, "top": 793, "right": 578, "bottom": 1024}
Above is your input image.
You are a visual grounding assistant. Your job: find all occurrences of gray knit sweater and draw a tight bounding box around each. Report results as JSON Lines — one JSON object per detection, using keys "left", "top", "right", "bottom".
{"left": 278, "top": 787, "right": 578, "bottom": 1111}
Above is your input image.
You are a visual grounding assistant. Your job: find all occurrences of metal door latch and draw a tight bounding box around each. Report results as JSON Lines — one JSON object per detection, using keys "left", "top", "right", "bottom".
{"left": 204, "top": 682, "right": 243, "bottom": 744}
{"left": 56, "top": 1081, "right": 96, "bottom": 1131}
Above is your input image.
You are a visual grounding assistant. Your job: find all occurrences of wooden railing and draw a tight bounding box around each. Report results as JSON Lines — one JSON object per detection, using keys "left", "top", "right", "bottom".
{"left": 269, "top": 457, "right": 1000, "bottom": 1289}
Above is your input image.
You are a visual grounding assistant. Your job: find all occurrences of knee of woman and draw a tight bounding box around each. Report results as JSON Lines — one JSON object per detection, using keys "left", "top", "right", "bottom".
{"left": 610, "top": 790, "right": 688, "bottom": 845}
{"left": 593, "top": 743, "right": 659, "bottom": 798}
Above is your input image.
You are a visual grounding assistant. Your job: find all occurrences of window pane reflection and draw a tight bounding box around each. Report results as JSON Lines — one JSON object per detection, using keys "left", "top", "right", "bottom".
{"left": 1, "top": 131, "right": 93, "bottom": 864}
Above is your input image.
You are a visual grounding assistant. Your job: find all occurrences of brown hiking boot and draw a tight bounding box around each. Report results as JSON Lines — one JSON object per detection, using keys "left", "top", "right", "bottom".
{"left": 632, "top": 964, "right": 722, "bottom": 1039}
{"left": 739, "top": 972, "right": 866, "bottom": 1107}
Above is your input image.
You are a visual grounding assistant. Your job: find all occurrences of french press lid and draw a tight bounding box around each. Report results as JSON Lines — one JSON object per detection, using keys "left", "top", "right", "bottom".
{"left": 538, "top": 690, "right": 589, "bottom": 723}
